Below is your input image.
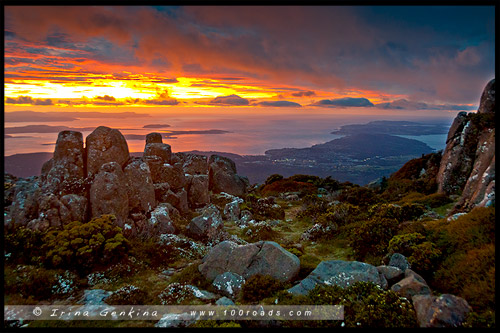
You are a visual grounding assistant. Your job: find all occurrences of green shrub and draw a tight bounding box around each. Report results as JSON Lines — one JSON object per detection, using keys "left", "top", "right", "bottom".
{"left": 42, "top": 215, "right": 130, "bottom": 273}
{"left": 4, "top": 227, "right": 45, "bottom": 265}
{"left": 463, "top": 310, "right": 496, "bottom": 328}
{"left": 5, "top": 265, "right": 61, "bottom": 301}
{"left": 338, "top": 186, "right": 378, "bottom": 207}
{"left": 242, "top": 222, "right": 278, "bottom": 242}
{"left": 348, "top": 217, "right": 400, "bottom": 260}
{"left": 261, "top": 179, "right": 317, "bottom": 197}
{"left": 433, "top": 244, "right": 495, "bottom": 311}
{"left": 264, "top": 174, "right": 284, "bottom": 185}
{"left": 369, "top": 203, "right": 425, "bottom": 223}
{"left": 240, "top": 274, "right": 286, "bottom": 304}
{"left": 265, "top": 282, "right": 417, "bottom": 328}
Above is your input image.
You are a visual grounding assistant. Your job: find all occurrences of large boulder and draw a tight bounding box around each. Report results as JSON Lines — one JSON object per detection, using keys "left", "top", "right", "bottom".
{"left": 187, "top": 175, "right": 210, "bottom": 208}
{"left": 208, "top": 155, "right": 248, "bottom": 197}
{"left": 388, "top": 253, "right": 410, "bottom": 271}
{"left": 86, "top": 126, "right": 130, "bottom": 178}
{"left": 145, "top": 132, "right": 163, "bottom": 144}
{"left": 146, "top": 159, "right": 186, "bottom": 190}
{"left": 144, "top": 142, "right": 172, "bottom": 164}
{"left": 89, "top": 162, "right": 129, "bottom": 227}
{"left": 412, "top": 294, "right": 472, "bottom": 328}
{"left": 186, "top": 204, "right": 224, "bottom": 240}
{"left": 390, "top": 269, "right": 431, "bottom": 299}
{"left": 145, "top": 203, "right": 176, "bottom": 235}
{"left": 376, "top": 265, "right": 404, "bottom": 286}
{"left": 41, "top": 130, "right": 86, "bottom": 196}
{"left": 183, "top": 154, "right": 208, "bottom": 175}
{"left": 288, "top": 260, "right": 388, "bottom": 295}
{"left": 199, "top": 240, "right": 300, "bottom": 282}
{"left": 124, "top": 158, "right": 156, "bottom": 214}
{"left": 9, "top": 177, "right": 41, "bottom": 228}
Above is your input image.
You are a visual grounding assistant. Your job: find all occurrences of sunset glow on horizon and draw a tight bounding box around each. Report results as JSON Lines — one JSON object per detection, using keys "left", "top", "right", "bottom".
{"left": 4, "top": 5, "right": 494, "bottom": 156}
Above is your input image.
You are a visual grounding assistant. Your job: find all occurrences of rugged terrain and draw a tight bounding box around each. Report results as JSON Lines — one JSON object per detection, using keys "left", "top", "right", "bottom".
{"left": 3, "top": 79, "right": 495, "bottom": 329}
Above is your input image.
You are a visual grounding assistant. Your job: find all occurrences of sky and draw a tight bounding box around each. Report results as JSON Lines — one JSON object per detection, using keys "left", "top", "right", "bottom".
{"left": 3, "top": 5, "right": 495, "bottom": 155}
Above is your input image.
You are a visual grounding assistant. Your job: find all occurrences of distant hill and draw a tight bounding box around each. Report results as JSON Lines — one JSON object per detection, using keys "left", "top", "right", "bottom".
{"left": 331, "top": 120, "right": 449, "bottom": 136}
{"left": 266, "top": 133, "right": 434, "bottom": 160}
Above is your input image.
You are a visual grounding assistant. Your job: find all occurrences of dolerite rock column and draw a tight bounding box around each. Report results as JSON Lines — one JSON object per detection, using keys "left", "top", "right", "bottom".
{"left": 90, "top": 162, "right": 129, "bottom": 228}
{"left": 85, "top": 126, "right": 130, "bottom": 179}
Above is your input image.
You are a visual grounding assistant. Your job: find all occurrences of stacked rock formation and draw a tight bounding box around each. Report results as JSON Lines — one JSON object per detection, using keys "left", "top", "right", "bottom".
{"left": 5, "top": 126, "right": 249, "bottom": 236}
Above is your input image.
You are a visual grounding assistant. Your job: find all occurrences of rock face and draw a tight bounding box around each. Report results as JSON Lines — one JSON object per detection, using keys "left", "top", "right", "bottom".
{"left": 212, "top": 272, "right": 245, "bottom": 298}
{"left": 208, "top": 155, "right": 249, "bottom": 197}
{"left": 187, "top": 175, "right": 210, "bottom": 208}
{"left": 85, "top": 126, "right": 130, "bottom": 178}
{"left": 186, "top": 204, "right": 224, "bottom": 240}
{"left": 124, "top": 158, "right": 156, "bottom": 214}
{"left": 412, "top": 294, "right": 472, "bottom": 328}
{"left": 288, "top": 260, "right": 388, "bottom": 295}
{"left": 41, "top": 131, "right": 86, "bottom": 196}
{"left": 391, "top": 269, "right": 431, "bottom": 299}
{"left": 437, "top": 78, "right": 495, "bottom": 211}
{"left": 199, "top": 240, "right": 300, "bottom": 282}
{"left": 388, "top": 253, "right": 411, "bottom": 271}
{"left": 89, "top": 162, "right": 129, "bottom": 227}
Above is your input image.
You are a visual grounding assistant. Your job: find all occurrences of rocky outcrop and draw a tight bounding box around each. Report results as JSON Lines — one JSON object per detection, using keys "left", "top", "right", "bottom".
{"left": 412, "top": 294, "right": 472, "bottom": 328}
{"left": 437, "top": 79, "right": 495, "bottom": 212}
{"left": 208, "top": 155, "right": 249, "bottom": 197}
{"left": 41, "top": 131, "right": 86, "bottom": 196}
{"left": 85, "top": 126, "right": 130, "bottom": 179}
{"left": 5, "top": 126, "right": 249, "bottom": 238}
{"left": 287, "top": 260, "right": 388, "bottom": 295}
{"left": 199, "top": 240, "right": 300, "bottom": 282}
{"left": 89, "top": 162, "right": 129, "bottom": 227}
{"left": 186, "top": 204, "right": 224, "bottom": 240}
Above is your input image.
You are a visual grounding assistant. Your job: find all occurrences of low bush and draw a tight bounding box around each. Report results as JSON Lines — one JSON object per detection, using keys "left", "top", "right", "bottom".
{"left": 4, "top": 227, "right": 45, "bottom": 265}
{"left": 348, "top": 217, "right": 400, "bottom": 260}
{"left": 240, "top": 274, "right": 286, "bottom": 304}
{"left": 42, "top": 215, "right": 130, "bottom": 274}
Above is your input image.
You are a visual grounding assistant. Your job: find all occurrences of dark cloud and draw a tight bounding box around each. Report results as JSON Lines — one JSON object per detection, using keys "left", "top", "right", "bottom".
{"left": 6, "top": 95, "right": 53, "bottom": 105}
{"left": 313, "top": 97, "right": 374, "bottom": 107}
{"left": 143, "top": 124, "right": 171, "bottom": 129}
{"left": 140, "top": 99, "right": 179, "bottom": 106}
{"left": 208, "top": 94, "right": 249, "bottom": 106}
{"left": 95, "top": 95, "right": 116, "bottom": 101}
{"left": 257, "top": 101, "right": 302, "bottom": 107}
{"left": 375, "top": 99, "right": 477, "bottom": 111}
{"left": 292, "top": 91, "right": 316, "bottom": 97}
